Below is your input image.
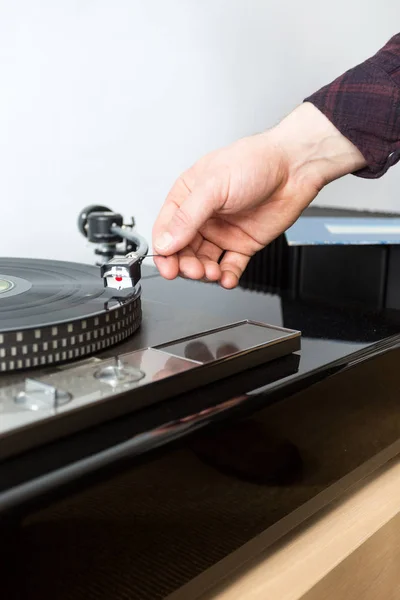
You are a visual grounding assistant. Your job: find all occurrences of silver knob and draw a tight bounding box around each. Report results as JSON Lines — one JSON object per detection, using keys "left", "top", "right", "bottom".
{"left": 94, "top": 357, "right": 145, "bottom": 387}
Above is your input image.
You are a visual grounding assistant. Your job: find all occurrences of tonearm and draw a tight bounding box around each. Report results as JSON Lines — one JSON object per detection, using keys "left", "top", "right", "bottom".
{"left": 77, "top": 204, "right": 149, "bottom": 291}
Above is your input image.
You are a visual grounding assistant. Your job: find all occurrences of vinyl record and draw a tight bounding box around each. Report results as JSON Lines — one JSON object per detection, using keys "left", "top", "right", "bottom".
{"left": 0, "top": 258, "right": 142, "bottom": 371}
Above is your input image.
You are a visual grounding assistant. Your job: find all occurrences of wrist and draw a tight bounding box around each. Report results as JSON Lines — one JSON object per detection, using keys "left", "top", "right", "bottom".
{"left": 269, "top": 102, "right": 367, "bottom": 190}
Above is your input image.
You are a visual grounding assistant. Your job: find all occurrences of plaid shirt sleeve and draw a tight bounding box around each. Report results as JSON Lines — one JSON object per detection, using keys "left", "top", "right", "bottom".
{"left": 304, "top": 34, "right": 400, "bottom": 178}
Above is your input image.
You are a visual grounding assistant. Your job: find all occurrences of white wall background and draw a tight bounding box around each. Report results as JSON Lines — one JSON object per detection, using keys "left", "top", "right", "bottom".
{"left": 0, "top": 0, "right": 399, "bottom": 264}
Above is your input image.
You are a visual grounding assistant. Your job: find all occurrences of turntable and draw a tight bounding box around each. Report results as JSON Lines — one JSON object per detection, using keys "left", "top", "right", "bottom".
{"left": 0, "top": 205, "right": 301, "bottom": 463}
{"left": 4, "top": 206, "right": 400, "bottom": 600}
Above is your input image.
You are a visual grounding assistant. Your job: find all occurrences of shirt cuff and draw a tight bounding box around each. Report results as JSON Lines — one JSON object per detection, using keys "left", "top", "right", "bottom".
{"left": 304, "top": 37, "right": 400, "bottom": 179}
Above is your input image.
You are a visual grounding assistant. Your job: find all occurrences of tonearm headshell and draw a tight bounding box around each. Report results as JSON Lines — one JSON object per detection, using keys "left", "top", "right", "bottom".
{"left": 77, "top": 204, "right": 149, "bottom": 291}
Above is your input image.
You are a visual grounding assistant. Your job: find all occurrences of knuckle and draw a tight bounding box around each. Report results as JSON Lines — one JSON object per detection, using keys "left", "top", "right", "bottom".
{"left": 177, "top": 173, "right": 192, "bottom": 195}
{"left": 172, "top": 207, "right": 194, "bottom": 231}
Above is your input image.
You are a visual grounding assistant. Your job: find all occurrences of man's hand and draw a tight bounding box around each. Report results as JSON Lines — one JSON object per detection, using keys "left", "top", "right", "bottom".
{"left": 152, "top": 103, "right": 366, "bottom": 288}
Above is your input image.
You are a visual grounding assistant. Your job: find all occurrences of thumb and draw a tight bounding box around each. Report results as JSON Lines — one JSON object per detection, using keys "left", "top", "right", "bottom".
{"left": 153, "top": 180, "right": 220, "bottom": 254}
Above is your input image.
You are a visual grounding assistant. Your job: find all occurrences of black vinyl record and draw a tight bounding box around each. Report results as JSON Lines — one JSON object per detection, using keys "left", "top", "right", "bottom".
{"left": 0, "top": 258, "right": 142, "bottom": 371}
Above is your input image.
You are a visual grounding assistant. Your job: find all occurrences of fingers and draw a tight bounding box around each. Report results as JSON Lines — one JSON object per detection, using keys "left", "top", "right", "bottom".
{"left": 154, "top": 240, "right": 248, "bottom": 288}
{"left": 200, "top": 216, "right": 263, "bottom": 257}
{"left": 152, "top": 179, "right": 186, "bottom": 279}
{"left": 178, "top": 246, "right": 205, "bottom": 280}
{"left": 153, "top": 176, "right": 222, "bottom": 255}
{"left": 219, "top": 251, "right": 251, "bottom": 289}
{"left": 153, "top": 254, "right": 180, "bottom": 280}
{"left": 176, "top": 237, "right": 223, "bottom": 282}
{"left": 152, "top": 175, "right": 189, "bottom": 241}
{"left": 152, "top": 174, "right": 218, "bottom": 280}
{"left": 196, "top": 239, "right": 222, "bottom": 281}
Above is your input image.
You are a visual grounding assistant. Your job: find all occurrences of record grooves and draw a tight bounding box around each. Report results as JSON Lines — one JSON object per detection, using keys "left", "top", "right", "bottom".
{"left": 0, "top": 258, "right": 142, "bottom": 372}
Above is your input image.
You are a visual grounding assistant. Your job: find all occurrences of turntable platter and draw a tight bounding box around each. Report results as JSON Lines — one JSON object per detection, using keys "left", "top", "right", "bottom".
{"left": 0, "top": 258, "right": 141, "bottom": 371}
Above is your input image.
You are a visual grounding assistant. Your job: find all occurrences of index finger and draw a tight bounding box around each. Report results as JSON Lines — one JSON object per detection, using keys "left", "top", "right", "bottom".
{"left": 152, "top": 176, "right": 191, "bottom": 247}
{"left": 152, "top": 177, "right": 191, "bottom": 279}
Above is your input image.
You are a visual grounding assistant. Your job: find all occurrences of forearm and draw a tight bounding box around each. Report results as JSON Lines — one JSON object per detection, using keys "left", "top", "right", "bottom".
{"left": 305, "top": 33, "right": 400, "bottom": 179}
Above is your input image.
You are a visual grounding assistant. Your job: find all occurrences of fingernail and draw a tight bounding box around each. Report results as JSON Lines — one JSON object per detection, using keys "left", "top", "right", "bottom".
{"left": 154, "top": 232, "right": 173, "bottom": 251}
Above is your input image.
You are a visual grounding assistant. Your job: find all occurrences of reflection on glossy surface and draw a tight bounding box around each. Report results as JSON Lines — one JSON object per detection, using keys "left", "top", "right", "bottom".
{"left": 185, "top": 340, "right": 240, "bottom": 363}
{"left": 0, "top": 353, "right": 301, "bottom": 502}
{"left": 144, "top": 272, "right": 400, "bottom": 344}
{"left": 38, "top": 267, "right": 386, "bottom": 417}
{"left": 7, "top": 346, "right": 400, "bottom": 600}
{"left": 158, "top": 321, "right": 295, "bottom": 363}
{"left": 0, "top": 349, "right": 199, "bottom": 439}
{"left": 280, "top": 295, "right": 400, "bottom": 343}
{"left": 4, "top": 267, "right": 400, "bottom": 599}
{"left": 151, "top": 354, "right": 195, "bottom": 381}
{"left": 119, "top": 348, "right": 197, "bottom": 384}
{"left": 2, "top": 264, "right": 400, "bottom": 572}
{"left": 190, "top": 418, "right": 303, "bottom": 485}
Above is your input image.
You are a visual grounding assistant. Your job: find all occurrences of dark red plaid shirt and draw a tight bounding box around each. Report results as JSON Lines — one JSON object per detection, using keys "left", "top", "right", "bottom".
{"left": 305, "top": 33, "right": 400, "bottom": 179}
